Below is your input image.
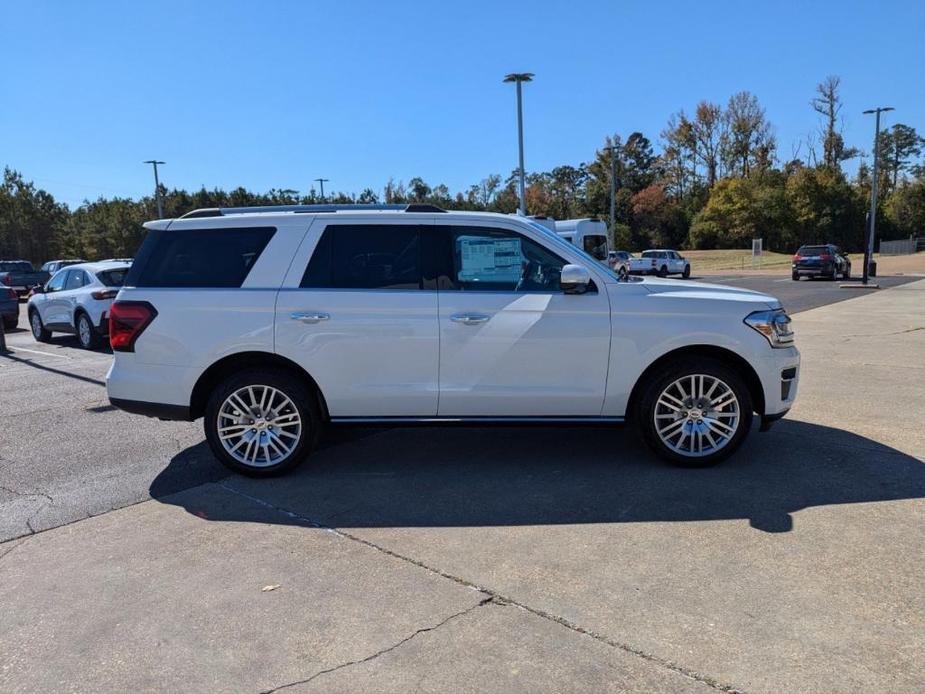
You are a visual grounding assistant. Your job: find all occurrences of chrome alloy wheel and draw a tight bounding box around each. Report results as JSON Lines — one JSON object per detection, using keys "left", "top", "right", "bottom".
{"left": 653, "top": 374, "right": 740, "bottom": 457}
{"left": 217, "top": 385, "right": 302, "bottom": 468}
{"left": 31, "top": 313, "right": 43, "bottom": 338}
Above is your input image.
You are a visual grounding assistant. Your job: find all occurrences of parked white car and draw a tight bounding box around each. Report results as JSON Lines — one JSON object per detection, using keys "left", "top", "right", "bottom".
{"left": 28, "top": 261, "right": 131, "bottom": 349}
{"left": 107, "top": 205, "right": 799, "bottom": 476}
{"left": 637, "top": 249, "right": 691, "bottom": 278}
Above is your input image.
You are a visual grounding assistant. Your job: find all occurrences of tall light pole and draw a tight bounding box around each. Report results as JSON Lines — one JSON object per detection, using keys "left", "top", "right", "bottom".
{"left": 503, "top": 72, "right": 533, "bottom": 215}
{"left": 143, "top": 160, "right": 166, "bottom": 218}
{"left": 862, "top": 106, "right": 894, "bottom": 285}
{"left": 314, "top": 178, "right": 329, "bottom": 203}
{"left": 603, "top": 143, "right": 619, "bottom": 237}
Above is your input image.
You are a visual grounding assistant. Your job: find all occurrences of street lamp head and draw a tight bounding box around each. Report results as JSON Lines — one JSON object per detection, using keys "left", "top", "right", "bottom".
{"left": 862, "top": 107, "right": 894, "bottom": 115}
{"left": 503, "top": 73, "right": 534, "bottom": 83}
{"left": 143, "top": 160, "right": 166, "bottom": 165}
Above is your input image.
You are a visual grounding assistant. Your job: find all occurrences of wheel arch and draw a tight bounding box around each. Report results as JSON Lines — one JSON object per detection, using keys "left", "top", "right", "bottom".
{"left": 626, "top": 344, "right": 766, "bottom": 418}
{"left": 189, "top": 351, "right": 329, "bottom": 421}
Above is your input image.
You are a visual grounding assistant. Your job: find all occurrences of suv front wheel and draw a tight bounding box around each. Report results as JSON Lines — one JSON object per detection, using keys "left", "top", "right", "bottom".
{"left": 204, "top": 368, "right": 321, "bottom": 477}
{"left": 635, "top": 357, "right": 753, "bottom": 467}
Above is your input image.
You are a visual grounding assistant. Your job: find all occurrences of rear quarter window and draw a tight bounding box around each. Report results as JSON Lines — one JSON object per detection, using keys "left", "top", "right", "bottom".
{"left": 97, "top": 268, "right": 130, "bottom": 287}
{"left": 127, "top": 227, "right": 276, "bottom": 288}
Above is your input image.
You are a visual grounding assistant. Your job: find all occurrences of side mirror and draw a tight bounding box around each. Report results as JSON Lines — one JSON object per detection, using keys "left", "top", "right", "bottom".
{"left": 560, "top": 264, "right": 591, "bottom": 294}
{"left": 31, "top": 284, "right": 45, "bottom": 295}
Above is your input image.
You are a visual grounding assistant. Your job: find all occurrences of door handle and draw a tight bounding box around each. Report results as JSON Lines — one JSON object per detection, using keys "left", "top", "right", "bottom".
{"left": 290, "top": 311, "right": 330, "bottom": 324}
{"left": 450, "top": 312, "right": 491, "bottom": 325}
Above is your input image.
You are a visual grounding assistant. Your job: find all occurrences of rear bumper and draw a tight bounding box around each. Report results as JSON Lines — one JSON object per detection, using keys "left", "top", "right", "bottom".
{"left": 792, "top": 263, "right": 834, "bottom": 276}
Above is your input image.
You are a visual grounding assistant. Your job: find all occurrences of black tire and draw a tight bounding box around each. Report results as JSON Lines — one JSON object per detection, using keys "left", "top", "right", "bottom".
{"left": 791, "top": 272, "right": 800, "bottom": 281}
{"left": 682, "top": 264, "right": 691, "bottom": 279}
{"left": 657, "top": 265, "right": 668, "bottom": 277}
{"left": 75, "top": 312, "right": 102, "bottom": 350}
{"left": 634, "top": 356, "right": 753, "bottom": 468}
{"left": 3, "top": 316, "right": 16, "bottom": 331}
{"left": 29, "top": 310, "right": 51, "bottom": 342}
{"left": 204, "top": 368, "right": 321, "bottom": 477}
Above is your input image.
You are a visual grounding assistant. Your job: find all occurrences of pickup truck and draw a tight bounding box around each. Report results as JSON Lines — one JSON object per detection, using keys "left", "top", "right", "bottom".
{"left": 0, "top": 261, "right": 50, "bottom": 297}
{"left": 630, "top": 250, "right": 691, "bottom": 278}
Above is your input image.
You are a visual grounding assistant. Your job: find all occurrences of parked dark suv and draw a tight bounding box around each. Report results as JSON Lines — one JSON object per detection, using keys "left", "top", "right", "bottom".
{"left": 792, "top": 245, "right": 851, "bottom": 281}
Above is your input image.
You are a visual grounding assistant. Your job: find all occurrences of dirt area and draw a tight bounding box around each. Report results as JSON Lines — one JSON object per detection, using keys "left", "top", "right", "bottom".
{"left": 690, "top": 251, "right": 925, "bottom": 277}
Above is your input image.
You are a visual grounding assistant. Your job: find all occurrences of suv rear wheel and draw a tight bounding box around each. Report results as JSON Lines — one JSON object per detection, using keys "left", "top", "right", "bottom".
{"left": 635, "top": 357, "right": 753, "bottom": 467}
{"left": 204, "top": 368, "right": 321, "bottom": 477}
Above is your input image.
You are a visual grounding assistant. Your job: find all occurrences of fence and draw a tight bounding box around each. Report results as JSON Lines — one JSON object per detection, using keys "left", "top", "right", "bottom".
{"left": 879, "top": 237, "right": 922, "bottom": 256}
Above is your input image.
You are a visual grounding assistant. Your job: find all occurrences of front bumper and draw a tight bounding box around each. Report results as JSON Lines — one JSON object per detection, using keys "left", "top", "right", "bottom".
{"left": 753, "top": 346, "right": 800, "bottom": 423}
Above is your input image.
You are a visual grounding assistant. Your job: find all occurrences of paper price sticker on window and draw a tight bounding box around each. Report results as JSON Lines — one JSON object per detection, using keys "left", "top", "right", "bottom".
{"left": 457, "top": 236, "right": 523, "bottom": 283}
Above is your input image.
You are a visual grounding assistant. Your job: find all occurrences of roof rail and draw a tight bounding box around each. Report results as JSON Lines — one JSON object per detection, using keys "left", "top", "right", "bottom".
{"left": 178, "top": 203, "right": 447, "bottom": 219}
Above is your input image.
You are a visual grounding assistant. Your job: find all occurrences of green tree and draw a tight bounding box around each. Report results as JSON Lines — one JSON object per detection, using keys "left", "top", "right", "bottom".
{"left": 689, "top": 174, "right": 791, "bottom": 249}
{"left": 721, "top": 91, "right": 775, "bottom": 178}
{"left": 786, "top": 167, "right": 865, "bottom": 250}
{"left": 878, "top": 124, "right": 923, "bottom": 190}
{"left": 885, "top": 180, "right": 925, "bottom": 239}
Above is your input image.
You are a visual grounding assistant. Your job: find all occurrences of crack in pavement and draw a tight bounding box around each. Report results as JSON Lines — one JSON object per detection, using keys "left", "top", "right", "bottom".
{"left": 0, "top": 483, "right": 56, "bottom": 535}
{"left": 217, "top": 482, "right": 743, "bottom": 693}
{"left": 259, "top": 596, "right": 495, "bottom": 693}
{"left": 0, "top": 536, "right": 31, "bottom": 564}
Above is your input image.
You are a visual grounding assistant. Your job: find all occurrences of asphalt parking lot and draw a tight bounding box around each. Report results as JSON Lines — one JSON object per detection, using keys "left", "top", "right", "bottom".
{"left": 2, "top": 275, "right": 924, "bottom": 692}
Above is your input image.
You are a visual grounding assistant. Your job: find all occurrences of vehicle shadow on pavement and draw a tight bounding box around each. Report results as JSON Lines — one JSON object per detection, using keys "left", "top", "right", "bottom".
{"left": 150, "top": 420, "right": 925, "bottom": 534}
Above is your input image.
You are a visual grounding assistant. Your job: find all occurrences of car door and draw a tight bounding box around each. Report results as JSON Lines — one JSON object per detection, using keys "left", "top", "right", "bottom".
{"left": 36, "top": 270, "right": 68, "bottom": 325}
{"left": 275, "top": 219, "right": 440, "bottom": 418}
{"left": 435, "top": 222, "right": 612, "bottom": 417}
{"left": 60, "top": 269, "right": 88, "bottom": 325}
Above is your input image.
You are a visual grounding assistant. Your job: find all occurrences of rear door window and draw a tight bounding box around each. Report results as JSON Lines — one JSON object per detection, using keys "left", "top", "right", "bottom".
{"left": 301, "top": 224, "right": 422, "bottom": 290}
{"left": 64, "top": 270, "right": 87, "bottom": 290}
{"left": 128, "top": 227, "right": 276, "bottom": 288}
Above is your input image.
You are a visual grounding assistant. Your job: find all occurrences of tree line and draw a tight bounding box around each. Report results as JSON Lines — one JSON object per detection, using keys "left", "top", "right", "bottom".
{"left": 2, "top": 75, "right": 924, "bottom": 264}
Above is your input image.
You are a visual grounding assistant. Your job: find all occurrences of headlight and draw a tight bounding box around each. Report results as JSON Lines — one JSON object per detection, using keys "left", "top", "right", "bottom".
{"left": 745, "top": 309, "right": 794, "bottom": 348}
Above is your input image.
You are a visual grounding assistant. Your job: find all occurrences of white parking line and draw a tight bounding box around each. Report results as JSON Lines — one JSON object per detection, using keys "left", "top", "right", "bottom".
{"left": 6, "top": 346, "right": 71, "bottom": 359}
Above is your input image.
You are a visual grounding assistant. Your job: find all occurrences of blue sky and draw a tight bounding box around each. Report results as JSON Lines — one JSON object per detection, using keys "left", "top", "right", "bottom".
{"left": 2, "top": 0, "right": 922, "bottom": 208}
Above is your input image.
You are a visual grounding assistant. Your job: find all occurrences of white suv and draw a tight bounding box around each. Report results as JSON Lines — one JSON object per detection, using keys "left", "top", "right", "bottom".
{"left": 107, "top": 204, "right": 799, "bottom": 476}
{"left": 28, "top": 261, "right": 131, "bottom": 349}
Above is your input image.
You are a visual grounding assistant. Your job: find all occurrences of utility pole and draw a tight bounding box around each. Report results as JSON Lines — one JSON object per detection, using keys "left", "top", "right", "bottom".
{"left": 503, "top": 73, "right": 533, "bottom": 215}
{"left": 862, "top": 106, "right": 894, "bottom": 285}
{"left": 143, "top": 160, "right": 166, "bottom": 218}
{"left": 314, "top": 178, "right": 329, "bottom": 203}
{"left": 603, "top": 143, "right": 619, "bottom": 238}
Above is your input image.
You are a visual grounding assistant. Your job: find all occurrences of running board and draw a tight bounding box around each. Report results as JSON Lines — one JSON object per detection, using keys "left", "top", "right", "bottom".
{"left": 329, "top": 416, "right": 625, "bottom": 425}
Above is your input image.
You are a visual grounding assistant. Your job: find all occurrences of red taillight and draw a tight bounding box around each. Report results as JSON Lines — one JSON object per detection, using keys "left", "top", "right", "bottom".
{"left": 819, "top": 253, "right": 832, "bottom": 261}
{"left": 6, "top": 287, "right": 16, "bottom": 300}
{"left": 792, "top": 254, "right": 800, "bottom": 262}
{"left": 91, "top": 289, "right": 119, "bottom": 300}
{"left": 0, "top": 273, "right": 11, "bottom": 286}
{"left": 109, "top": 301, "right": 157, "bottom": 352}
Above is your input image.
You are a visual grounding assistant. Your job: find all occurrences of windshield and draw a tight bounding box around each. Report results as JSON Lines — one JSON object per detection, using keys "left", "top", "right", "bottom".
{"left": 524, "top": 220, "right": 620, "bottom": 281}
{"left": 582, "top": 235, "right": 608, "bottom": 261}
